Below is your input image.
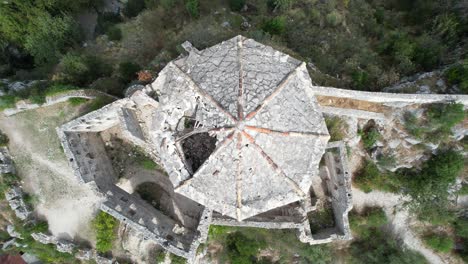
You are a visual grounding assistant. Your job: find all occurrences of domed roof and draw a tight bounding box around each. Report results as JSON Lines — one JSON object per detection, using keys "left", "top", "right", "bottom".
{"left": 153, "top": 36, "right": 329, "bottom": 221}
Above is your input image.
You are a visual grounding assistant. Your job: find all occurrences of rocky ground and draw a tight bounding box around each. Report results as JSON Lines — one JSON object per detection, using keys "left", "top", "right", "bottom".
{"left": 0, "top": 101, "right": 103, "bottom": 243}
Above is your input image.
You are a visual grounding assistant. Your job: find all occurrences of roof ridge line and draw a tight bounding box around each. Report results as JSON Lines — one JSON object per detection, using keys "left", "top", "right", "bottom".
{"left": 236, "top": 35, "right": 245, "bottom": 120}
{"left": 174, "top": 131, "right": 235, "bottom": 191}
{"left": 244, "top": 126, "right": 330, "bottom": 138}
{"left": 235, "top": 132, "right": 243, "bottom": 221}
{"left": 170, "top": 62, "right": 238, "bottom": 122}
{"left": 241, "top": 131, "right": 306, "bottom": 199}
{"left": 245, "top": 62, "right": 306, "bottom": 120}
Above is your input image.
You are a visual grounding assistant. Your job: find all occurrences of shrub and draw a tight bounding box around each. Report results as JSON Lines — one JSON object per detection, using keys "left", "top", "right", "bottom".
{"left": 354, "top": 160, "right": 401, "bottom": 193}
{"left": 423, "top": 233, "right": 454, "bottom": 253}
{"left": 93, "top": 211, "right": 118, "bottom": 253}
{"left": 325, "top": 116, "right": 348, "bottom": 141}
{"left": 90, "top": 77, "right": 126, "bottom": 97}
{"left": 96, "top": 12, "right": 123, "bottom": 35}
{"left": 123, "top": 0, "right": 146, "bottom": 18}
{"left": 0, "top": 95, "right": 17, "bottom": 110}
{"left": 161, "top": 0, "right": 177, "bottom": 9}
{"left": 58, "top": 53, "right": 112, "bottom": 86}
{"left": 262, "top": 17, "right": 286, "bottom": 35}
{"left": 24, "top": 14, "right": 79, "bottom": 65}
{"left": 397, "top": 149, "right": 463, "bottom": 224}
{"left": 170, "top": 254, "right": 186, "bottom": 264}
{"left": 351, "top": 70, "right": 369, "bottom": 90}
{"left": 271, "top": 0, "right": 294, "bottom": 11}
{"left": 0, "top": 173, "right": 20, "bottom": 195}
{"left": 426, "top": 102, "right": 465, "bottom": 132}
{"left": 359, "top": 127, "right": 381, "bottom": 150}
{"left": 326, "top": 11, "right": 343, "bottom": 27}
{"left": 226, "top": 231, "right": 266, "bottom": 263}
{"left": 445, "top": 61, "right": 468, "bottom": 93}
{"left": 0, "top": 130, "right": 8, "bottom": 146}
{"left": 119, "top": 61, "right": 141, "bottom": 83}
{"left": 185, "top": 0, "right": 199, "bottom": 18}
{"left": 229, "top": 0, "right": 245, "bottom": 12}
{"left": 68, "top": 97, "right": 88, "bottom": 106}
{"left": 87, "top": 96, "right": 115, "bottom": 112}
{"left": 107, "top": 26, "right": 122, "bottom": 41}
{"left": 349, "top": 208, "right": 426, "bottom": 264}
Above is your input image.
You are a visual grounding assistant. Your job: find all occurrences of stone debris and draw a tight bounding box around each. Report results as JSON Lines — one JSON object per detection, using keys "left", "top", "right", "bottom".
{"left": 56, "top": 240, "right": 75, "bottom": 253}
{"left": 95, "top": 255, "right": 115, "bottom": 264}
{"left": 57, "top": 36, "right": 352, "bottom": 261}
{"left": 31, "top": 232, "right": 56, "bottom": 245}
{"left": 75, "top": 249, "right": 94, "bottom": 260}
{"left": 5, "top": 187, "right": 32, "bottom": 220}
{"left": 6, "top": 225, "right": 22, "bottom": 239}
{"left": 0, "top": 147, "right": 15, "bottom": 174}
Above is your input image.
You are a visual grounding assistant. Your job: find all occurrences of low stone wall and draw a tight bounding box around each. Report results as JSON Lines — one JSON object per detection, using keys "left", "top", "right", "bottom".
{"left": 3, "top": 89, "right": 116, "bottom": 116}
{"left": 320, "top": 106, "right": 387, "bottom": 121}
{"left": 312, "top": 86, "right": 468, "bottom": 106}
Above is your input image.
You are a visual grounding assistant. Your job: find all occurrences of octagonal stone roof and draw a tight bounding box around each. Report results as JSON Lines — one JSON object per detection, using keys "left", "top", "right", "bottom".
{"left": 151, "top": 36, "right": 330, "bottom": 221}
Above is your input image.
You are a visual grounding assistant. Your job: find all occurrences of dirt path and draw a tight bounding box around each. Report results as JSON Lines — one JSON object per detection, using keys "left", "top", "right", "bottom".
{"left": 0, "top": 103, "right": 103, "bottom": 242}
{"left": 352, "top": 188, "right": 447, "bottom": 264}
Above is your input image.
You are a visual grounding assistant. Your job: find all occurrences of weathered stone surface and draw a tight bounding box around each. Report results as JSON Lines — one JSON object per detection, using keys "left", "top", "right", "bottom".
{"left": 95, "top": 255, "right": 114, "bottom": 264}
{"left": 5, "top": 187, "right": 32, "bottom": 220}
{"left": 0, "top": 147, "right": 15, "bottom": 174}
{"left": 31, "top": 232, "right": 56, "bottom": 245}
{"left": 56, "top": 240, "right": 75, "bottom": 253}
{"left": 7, "top": 225, "right": 21, "bottom": 239}
{"left": 75, "top": 249, "right": 94, "bottom": 260}
{"left": 56, "top": 35, "right": 368, "bottom": 261}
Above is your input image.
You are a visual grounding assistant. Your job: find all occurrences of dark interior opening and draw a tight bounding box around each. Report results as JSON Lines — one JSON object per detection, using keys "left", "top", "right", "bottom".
{"left": 181, "top": 132, "right": 217, "bottom": 172}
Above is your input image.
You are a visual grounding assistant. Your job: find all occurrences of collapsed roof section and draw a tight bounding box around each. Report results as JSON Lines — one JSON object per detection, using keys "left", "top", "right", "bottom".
{"left": 150, "top": 35, "right": 330, "bottom": 220}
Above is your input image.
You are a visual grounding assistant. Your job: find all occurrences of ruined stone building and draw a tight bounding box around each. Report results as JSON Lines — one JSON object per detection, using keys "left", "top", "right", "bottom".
{"left": 57, "top": 36, "right": 468, "bottom": 261}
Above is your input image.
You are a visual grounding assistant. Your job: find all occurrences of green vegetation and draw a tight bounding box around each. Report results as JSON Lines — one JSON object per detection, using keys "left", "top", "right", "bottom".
{"left": 348, "top": 208, "right": 427, "bottom": 264}
{"left": 398, "top": 148, "right": 463, "bottom": 225}
{"left": 124, "top": 0, "right": 147, "bottom": 18}
{"left": 107, "top": 26, "right": 123, "bottom": 41}
{"left": 93, "top": 211, "right": 118, "bottom": 253}
{"left": 262, "top": 17, "right": 286, "bottom": 35}
{"left": 87, "top": 96, "right": 115, "bottom": 112}
{"left": 457, "top": 184, "right": 468, "bottom": 195}
{"left": 405, "top": 102, "right": 465, "bottom": 142}
{"left": 353, "top": 159, "right": 400, "bottom": 193}
{"left": 445, "top": 61, "right": 468, "bottom": 93}
{"left": 325, "top": 116, "right": 348, "bottom": 141}
{"left": 170, "top": 254, "right": 187, "bottom": 264}
{"left": 119, "top": 61, "right": 142, "bottom": 84}
{"left": 185, "top": 0, "right": 200, "bottom": 18}
{"left": 454, "top": 216, "right": 468, "bottom": 261}
{"left": 2, "top": 221, "right": 78, "bottom": 263}
{"left": 422, "top": 233, "right": 454, "bottom": 253}
{"left": 359, "top": 127, "right": 381, "bottom": 150}
{"left": 308, "top": 204, "right": 335, "bottom": 233}
{"left": 0, "top": 173, "right": 20, "bottom": 196}
{"left": 207, "top": 225, "right": 332, "bottom": 263}
{"left": 0, "top": 95, "right": 17, "bottom": 110}
{"left": 0, "top": 129, "right": 9, "bottom": 146}
{"left": 229, "top": 0, "right": 245, "bottom": 12}
{"left": 57, "top": 53, "right": 112, "bottom": 86}
{"left": 68, "top": 97, "right": 89, "bottom": 106}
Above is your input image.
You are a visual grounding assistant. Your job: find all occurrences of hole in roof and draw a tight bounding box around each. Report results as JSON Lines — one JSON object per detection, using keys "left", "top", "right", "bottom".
{"left": 181, "top": 132, "right": 217, "bottom": 173}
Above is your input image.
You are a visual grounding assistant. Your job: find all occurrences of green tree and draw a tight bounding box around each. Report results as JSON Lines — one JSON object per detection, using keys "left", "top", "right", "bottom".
{"left": 123, "top": 0, "right": 146, "bottom": 18}
{"left": 24, "top": 14, "right": 78, "bottom": 65}
{"left": 119, "top": 61, "right": 141, "bottom": 83}
{"left": 185, "top": 0, "right": 199, "bottom": 18}
{"left": 262, "top": 17, "right": 286, "bottom": 35}
{"left": 226, "top": 231, "right": 266, "bottom": 264}
{"left": 93, "top": 211, "right": 118, "bottom": 253}
{"left": 229, "top": 0, "right": 245, "bottom": 12}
